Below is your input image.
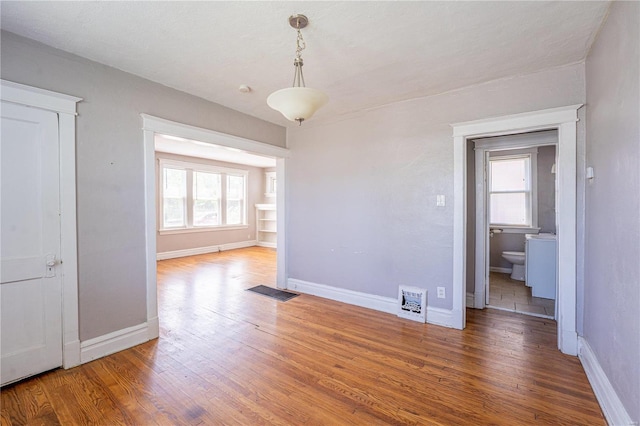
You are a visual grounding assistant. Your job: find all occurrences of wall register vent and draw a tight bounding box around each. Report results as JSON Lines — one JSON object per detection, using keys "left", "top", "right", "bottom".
{"left": 397, "top": 286, "right": 427, "bottom": 323}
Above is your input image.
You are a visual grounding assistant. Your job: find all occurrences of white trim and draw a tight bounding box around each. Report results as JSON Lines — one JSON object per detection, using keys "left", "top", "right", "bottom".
{"left": 288, "top": 278, "right": 456, "bottom": 328}
{"left": 80, "top": 323, "right": 151, "bottom": 364}
{"left": 0, "top": 80, "right": 81, "bottom": 115}
{"left": 141, "top": 114, "right": 290, "bottom": 159}
{"left": 257, "top": 241, "right": 277, "bottom": 249}
{"left": 157, "top": 240, "right": 257, "bottom": 260}
{"left": 158, "top": 225, "right": 249, "bottom": 235}
{"left": 578, "top": 337, "right": 634, "bottom": 426}
{"left": 490, "top": 227, "right": 541, "bottom": 234}
{"left": 473, "top": 130, "right": 558, "bottom": 150}
{"left": 142, "top": 114, "right": 289, "bottom": 329}
{"left": 466, "top": 292, "right": 475, "bottom": 308}
{"left": 1, "top": 80, "right": 82, "bottom": 369}
{"left": 477, "top": 140, "right": 543, "bottom": 308}
{"left": 488, "top": 150, "right": 538, "bottom": 228}
{"left": 275, "top": 157, "right": 287, "bottom": 289}
{"left": 452, "top": 105, "right": 581, "bottom": 354}
{"left": 143, "top": 128, "right": 159, "bottom": 340}
{"left": 489, "top": 267, "right": 512, "bottom": 274}
{"left": 452, "top": 105, "right": 583, "bottom": 138}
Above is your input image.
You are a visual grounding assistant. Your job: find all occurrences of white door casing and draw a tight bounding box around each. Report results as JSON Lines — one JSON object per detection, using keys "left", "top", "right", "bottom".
{"left": 0, "top": 79, "right": 81, "bottom": 377}
{"left": 141, "top": 114, "right": 290, "bottom": 342}
{"left": 452, "top": 105, "right": 581, "bottom": 356}
{"left": 474, "top": 132, "right": 558, "bottom": 310}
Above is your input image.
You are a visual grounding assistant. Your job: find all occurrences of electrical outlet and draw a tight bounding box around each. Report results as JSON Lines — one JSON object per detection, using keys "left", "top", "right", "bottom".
{"left": 436, "top": 195, "right": 446, "bottom": 207}
{"left": 437, "top": 287, "right": 446, "bottom": 299}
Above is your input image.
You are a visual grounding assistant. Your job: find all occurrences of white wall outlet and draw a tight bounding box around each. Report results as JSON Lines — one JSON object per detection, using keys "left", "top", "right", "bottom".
{"left": 437, "top": 286, "right": 446, "bottom": 299}
{"left": 436, "top": 195, "right": 445, "bottom": 207}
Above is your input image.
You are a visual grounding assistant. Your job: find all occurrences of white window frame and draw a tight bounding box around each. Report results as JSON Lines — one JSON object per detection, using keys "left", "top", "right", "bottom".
{"left": 488, "top": 151, "right": 538, "bottom": 231}
{"left": 158, "top": 158, "right": 248, "bottom": 234}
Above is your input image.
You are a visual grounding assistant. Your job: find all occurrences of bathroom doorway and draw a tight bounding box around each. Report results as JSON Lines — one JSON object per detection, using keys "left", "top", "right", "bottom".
{"left": 473, "top": 131, "right": 558, "bottom": 318}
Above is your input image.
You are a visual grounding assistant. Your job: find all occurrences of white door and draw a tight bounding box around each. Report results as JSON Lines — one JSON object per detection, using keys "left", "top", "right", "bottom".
{"left": 1, "top": 101, "right": 63, "bottom": 385}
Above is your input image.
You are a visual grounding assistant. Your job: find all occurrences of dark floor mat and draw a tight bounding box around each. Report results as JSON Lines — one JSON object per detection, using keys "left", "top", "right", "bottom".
{"left": 246, "top": 285, "right": 299, "bottom": 302}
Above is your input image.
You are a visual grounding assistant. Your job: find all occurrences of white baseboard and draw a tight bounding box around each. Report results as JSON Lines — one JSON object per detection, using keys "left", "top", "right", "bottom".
{"left": 256, "top": 241, "right": 277, "bottom": 248}
{"left": 157, "top": 240, "right": 257, "bottom": 260}
{"left": 489, "top": 266, "right": 512, "bottom": 274}
{"left": 147, "top": 316, "right": 160, "bottom": 340}
{"left": 287, "top": 278, "right": 456, "bottom": 329}
{"left": 578, "top": 337, "right": 634, "bottom": 426}
{"left": 466, "top": 292, "right": 475, "bottom": 308}
{"left": 80, "top": 322, "right": 151, "bottom": 364}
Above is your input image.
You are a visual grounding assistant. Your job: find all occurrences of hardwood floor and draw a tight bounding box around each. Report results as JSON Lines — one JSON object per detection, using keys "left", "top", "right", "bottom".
{"left": 1, "top": 247, "right": 604, "bottom": 425}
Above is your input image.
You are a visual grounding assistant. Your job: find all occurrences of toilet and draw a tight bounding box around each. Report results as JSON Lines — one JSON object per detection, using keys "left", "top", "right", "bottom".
{"left": 501, "top": 251, "right": 526, "bottom": 281}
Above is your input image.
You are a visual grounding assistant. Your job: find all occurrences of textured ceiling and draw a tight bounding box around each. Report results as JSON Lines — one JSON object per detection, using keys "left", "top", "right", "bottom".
{"left": 1, "top": 1, "right": 610, "bottom": 127}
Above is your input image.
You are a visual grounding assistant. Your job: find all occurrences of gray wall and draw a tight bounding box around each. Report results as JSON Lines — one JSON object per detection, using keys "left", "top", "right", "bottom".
{"left": 155, "top": 153, "right": 266, "bottom": 254}
{"left": 287, "top": 63, "right": 585, "bottom": 311}
{"left": 584, "top": 1, "right": 640, "bottom": 421}
{"left": 489, "top": 144, "right": 556, "bottom": 269}
{"left": 0, "top": 31, "right": 286, "bottom": 341}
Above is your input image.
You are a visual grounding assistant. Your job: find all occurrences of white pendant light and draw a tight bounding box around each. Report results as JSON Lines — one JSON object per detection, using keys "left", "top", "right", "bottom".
{"left": 267, "top": 14, "right": 328, "bottom": 125}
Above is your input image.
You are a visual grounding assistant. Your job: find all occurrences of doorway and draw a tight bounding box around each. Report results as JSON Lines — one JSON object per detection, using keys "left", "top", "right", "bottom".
{"left": 141, "top": 115, "right": 290, "bottom": 341}
{"left": 473, "top": 131, "right": 558, "bottom": 319}
{"left": 452, "top": 105, "right": 582, "bottom": 355}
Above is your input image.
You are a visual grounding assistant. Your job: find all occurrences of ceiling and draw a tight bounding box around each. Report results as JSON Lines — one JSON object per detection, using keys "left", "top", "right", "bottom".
{"left": 1, "top": 1, "right": 610, "bottom": 127}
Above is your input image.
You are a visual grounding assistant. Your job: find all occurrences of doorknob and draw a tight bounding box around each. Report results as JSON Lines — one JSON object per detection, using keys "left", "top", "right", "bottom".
{"left": 45, "top": 254, "right": 57, "bottom": 277}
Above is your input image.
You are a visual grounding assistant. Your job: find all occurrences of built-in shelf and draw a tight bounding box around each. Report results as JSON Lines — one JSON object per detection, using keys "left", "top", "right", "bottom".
{"left": 255, "top": 204, "right": 276, "bottom": 248}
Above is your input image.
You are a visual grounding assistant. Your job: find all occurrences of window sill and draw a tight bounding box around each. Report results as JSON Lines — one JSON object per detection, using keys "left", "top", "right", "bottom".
{"left": 159, "top": 225, "right": 248, "bottom": 235}
{"left": 490, "top": 226, "right": 540, "bottom": 234}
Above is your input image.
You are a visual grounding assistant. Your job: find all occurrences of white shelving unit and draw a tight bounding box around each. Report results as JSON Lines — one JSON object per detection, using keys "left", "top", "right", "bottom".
{"left": 255, "top": 204, "right": 276, "bottom": 248}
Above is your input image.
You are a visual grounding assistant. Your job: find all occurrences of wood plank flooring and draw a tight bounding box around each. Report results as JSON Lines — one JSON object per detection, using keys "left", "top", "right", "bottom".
{"left": 1, "top": 247, "right": 605, "bottom": 425}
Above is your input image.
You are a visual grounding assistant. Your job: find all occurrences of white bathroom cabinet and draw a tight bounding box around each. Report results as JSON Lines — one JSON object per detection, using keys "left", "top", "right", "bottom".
{"left": 525, "top": 234, "right": 557, "bottom": 300}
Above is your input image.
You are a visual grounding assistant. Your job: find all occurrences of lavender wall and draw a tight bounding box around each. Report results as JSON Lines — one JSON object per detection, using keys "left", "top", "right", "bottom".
{"left": 0, "top": 31, "right": 285, "bottom": 341}
{"left": 287, "top": 63, "right": 585, "bottom": 311}
{"left": 584, "top": 1, "right": 640, "bottom": 421}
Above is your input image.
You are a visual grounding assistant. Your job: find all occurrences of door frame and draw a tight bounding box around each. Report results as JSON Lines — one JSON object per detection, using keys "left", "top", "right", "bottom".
{"left": 452, "top": 104, "right": 582, "bottom": 355}
{"left": 474, "top": 132, "right": 558, "bottom": 309}
{"left": 141, "top": 114, "right": 290, "bottom": 340}
{"left": 1, "top": 79, "right": 82, "bottom": 368}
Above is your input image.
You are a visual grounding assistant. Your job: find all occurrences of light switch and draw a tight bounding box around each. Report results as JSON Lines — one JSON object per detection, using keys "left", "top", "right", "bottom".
{"left": 436, "top": 195, "right": 445, "bottom": 207}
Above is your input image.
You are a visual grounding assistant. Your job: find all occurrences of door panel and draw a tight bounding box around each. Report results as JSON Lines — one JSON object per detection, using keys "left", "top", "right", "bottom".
{"left": 1, "top": 101, "right": 62, "bottom": 385}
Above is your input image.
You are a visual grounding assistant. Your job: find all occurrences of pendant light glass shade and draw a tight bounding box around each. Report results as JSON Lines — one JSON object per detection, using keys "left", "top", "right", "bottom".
{"left": 267, "top": 87, "right": 328, "bottom": 123}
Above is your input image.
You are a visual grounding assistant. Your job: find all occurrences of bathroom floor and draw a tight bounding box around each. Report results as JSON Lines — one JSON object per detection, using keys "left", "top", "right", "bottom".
{"left": 488, "top": 272, "right": 555, "bottom": 318}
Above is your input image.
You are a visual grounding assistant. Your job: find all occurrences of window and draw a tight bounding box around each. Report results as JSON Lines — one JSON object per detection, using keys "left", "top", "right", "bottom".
{"left": 162, "top": 168, "right": 186, "bottom": 228}
{"left": 489, "top": 154, "right": 536, "bottom": 227}
{"left": 159, "top": 159, "right": 247, "bottom": 232}
{"left": 226, "top": 174, "right": 245, "bottom": 225}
